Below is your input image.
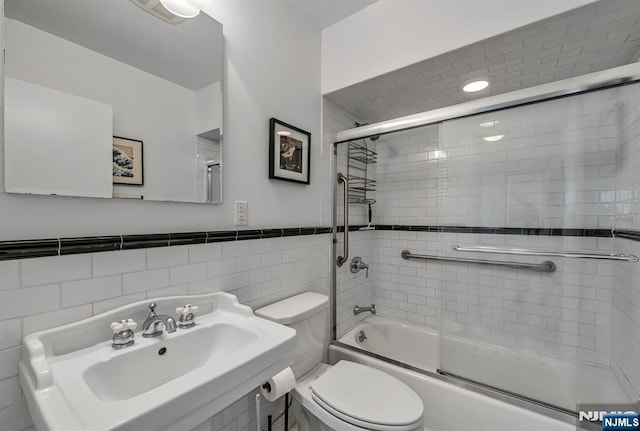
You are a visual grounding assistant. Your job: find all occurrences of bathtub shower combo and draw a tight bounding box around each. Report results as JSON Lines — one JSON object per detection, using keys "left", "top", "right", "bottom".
{"left": 331, "top": 64, "right": 640, "bottom": 429}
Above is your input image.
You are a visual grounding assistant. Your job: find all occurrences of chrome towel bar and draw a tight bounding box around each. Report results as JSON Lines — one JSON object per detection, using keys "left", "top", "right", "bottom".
{"left": 400, "top": 250, "right": 556, "bottom": 272}
{"left": 453, "top": 245, "right": 639, "bottom": 262}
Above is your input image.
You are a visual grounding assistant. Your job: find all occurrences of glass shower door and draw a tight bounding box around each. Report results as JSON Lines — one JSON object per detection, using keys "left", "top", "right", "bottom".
{"left": 437, "top": 84, "right": 633, "bottom": 411}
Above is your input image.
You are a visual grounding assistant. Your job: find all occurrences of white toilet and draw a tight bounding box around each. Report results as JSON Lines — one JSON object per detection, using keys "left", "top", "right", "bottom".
{"left": 255, "top": 292, "right": 424, "bottom": 431}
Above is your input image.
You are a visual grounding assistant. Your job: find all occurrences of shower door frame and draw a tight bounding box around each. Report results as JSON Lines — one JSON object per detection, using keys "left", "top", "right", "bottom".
{"left": 330, "top": 62, "right": 640, "bottom": 424}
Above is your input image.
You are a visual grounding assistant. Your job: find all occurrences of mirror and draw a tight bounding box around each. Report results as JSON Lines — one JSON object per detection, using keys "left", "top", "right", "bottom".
{"left": 4, "top": 0, "right": 224, "bottom": 204}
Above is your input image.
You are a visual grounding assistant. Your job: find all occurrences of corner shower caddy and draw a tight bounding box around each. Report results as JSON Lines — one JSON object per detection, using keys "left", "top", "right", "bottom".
{"left": 347, "top": 141, "right": 377, "bottom": 204}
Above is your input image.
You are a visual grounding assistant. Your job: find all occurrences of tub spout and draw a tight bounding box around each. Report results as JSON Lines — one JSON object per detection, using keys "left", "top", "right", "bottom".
{"left": 354, "top": 304, "right": 376, "bottom": 315}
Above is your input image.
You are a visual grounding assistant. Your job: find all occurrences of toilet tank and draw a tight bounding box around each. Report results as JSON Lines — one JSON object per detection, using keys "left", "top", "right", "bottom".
{"left": 255, "top": 292, "right": 329, "bottom": 378}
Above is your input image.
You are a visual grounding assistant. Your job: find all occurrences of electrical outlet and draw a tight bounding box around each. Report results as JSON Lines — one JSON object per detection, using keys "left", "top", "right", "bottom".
{"left": 234, "top": 201, "right": 248, "bottom": 226}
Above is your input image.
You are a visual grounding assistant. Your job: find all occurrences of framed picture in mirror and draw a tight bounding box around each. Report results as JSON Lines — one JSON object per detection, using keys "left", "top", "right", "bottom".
{"left": 113, "top": 137, "right": 143, "bottom": 185}
{"left": 269, "top": 118, "right": 311, "bottom": 185}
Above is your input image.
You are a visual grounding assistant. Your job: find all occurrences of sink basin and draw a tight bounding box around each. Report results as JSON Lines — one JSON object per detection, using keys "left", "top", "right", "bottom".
{"left": 19, "top": 292, "right": 296, "bottom": 431}
{"left": 84, "top": 323, "right": 259, "bottom": 402}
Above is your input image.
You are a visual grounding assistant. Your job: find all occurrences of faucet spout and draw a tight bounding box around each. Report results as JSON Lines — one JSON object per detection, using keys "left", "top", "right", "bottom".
{"left": 353, "top": 304, "right": 376, "bottom": 316}
{"left": 142, "top": 303, "right": 178, "bottom": 338}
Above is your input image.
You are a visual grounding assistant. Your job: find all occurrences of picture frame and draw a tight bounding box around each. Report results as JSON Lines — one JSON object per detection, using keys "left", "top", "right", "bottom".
{"left": 112, "top": 136, "right": 143, "bottom": 185}
{"left": 269, "top": 118, "right": 311, "bottom": 184}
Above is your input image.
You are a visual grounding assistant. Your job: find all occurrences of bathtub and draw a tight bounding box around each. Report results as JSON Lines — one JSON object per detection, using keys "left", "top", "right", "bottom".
{"left": 329, "top": 343, "right": 574, "bottom": 431}
{"left": 339, "top": 315, "right": 438, "bottom": 371}
{"left": 338, "top": 315, "right": 628, "bottom": 413}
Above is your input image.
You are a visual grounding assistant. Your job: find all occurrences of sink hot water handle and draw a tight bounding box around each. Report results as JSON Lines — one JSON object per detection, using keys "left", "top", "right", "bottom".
{"left": 176, "top": 304, "right": 199, "bottom": 329}
{"left": 110, "top": 318, "right": 137, "bottom": 349}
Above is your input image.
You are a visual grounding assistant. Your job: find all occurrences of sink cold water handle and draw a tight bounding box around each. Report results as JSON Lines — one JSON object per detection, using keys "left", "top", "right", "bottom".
{"left": 176, "top": 304, "right": 199, "bottom": 329}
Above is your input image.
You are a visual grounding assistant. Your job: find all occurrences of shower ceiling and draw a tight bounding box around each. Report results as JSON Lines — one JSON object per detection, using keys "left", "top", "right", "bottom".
{"left": 325, "top": 0, "right": 640, "bottom": 124}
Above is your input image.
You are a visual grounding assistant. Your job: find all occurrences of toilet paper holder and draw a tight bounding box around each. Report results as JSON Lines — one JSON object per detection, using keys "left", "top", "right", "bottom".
{"left": 260, "top": 375, "right": 292, "bottom": 431}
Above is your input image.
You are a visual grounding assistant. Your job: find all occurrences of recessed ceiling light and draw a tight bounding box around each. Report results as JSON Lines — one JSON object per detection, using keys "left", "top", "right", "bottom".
{"left": 159, "top": 0, "right": 200, "bottom": 18}
{"left": 463, "top": 80, "right": 490, "bottom": 93}
{"left": 276, "top": 131, "right": 292, "bottom": 136}
{"left": 478, "top": 120, "right": 499, "bottom": 128}
{"left": 483, "top": 135, "right": 504, "bottom": 142}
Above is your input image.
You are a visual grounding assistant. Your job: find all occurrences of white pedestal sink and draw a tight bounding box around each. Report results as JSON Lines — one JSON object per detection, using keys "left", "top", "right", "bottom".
{"left": 19, "top": 292, "right": 296, "bottom": 431}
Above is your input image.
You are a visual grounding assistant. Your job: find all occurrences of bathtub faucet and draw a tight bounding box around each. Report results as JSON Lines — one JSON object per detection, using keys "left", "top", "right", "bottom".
{"left": 353, "top": 304, "right": 376, "bottom": 315}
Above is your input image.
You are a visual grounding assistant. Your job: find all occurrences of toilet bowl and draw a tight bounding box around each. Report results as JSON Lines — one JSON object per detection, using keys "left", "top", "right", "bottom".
{"left": 255, "top": 293, "right": 424, "bottom": 431}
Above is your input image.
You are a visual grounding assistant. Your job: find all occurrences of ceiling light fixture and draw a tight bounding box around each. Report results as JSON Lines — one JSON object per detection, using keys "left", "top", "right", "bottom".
{"left": 159, "top": 0, "right": 200, "bottom": 18}
{"left": 462, "top": 80, "right": 490, "bottom": 93}
{"left": 483, "top": 135, "right": 504, "bottom": 142}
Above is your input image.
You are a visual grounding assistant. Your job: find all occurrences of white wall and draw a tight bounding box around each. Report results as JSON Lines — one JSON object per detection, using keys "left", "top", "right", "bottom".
{"left": 199, "top": 0, "right": 325, "bottom": 225}
{"left": 321, "top": 0, "right": 597, "bottom": 93}
{"left": 4, "top": 78, "right": 113, "bottom": 198}
{"left": 195, "top": 81, "right": 222, "bottom": 136}
{"left": 0, "top": 0, "right": 323, "bottom": 240}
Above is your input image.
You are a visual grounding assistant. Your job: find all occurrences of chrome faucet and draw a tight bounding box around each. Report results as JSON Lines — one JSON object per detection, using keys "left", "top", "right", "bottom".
{"left": 353, "top": 304, "right": 376, "bottom": 315}
{"left": 142, "top": 303, "right": 177, "bottom": 338}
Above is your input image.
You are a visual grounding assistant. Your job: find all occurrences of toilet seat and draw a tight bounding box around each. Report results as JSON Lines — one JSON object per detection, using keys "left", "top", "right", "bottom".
{"left": 309, "top": 361, "right": 423, "bottom": 431}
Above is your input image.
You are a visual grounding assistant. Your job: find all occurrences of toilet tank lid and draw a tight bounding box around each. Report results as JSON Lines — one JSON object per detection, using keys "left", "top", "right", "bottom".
{"left": 255, "top": 292, "right": 328, "bottom": 324}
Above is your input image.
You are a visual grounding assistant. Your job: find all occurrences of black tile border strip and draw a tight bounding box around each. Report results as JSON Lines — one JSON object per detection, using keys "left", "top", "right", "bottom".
{"left": 282, "top": 228, "right": 301, "bottom": 237}
{"left": 0, "top": 225, "right": 631, "bottom": 262}
{"left": 122, "top": 234, "right": 170, "bottom": 250}
{"left": 169, "top": 232, "right": 207, "bottom": 246}
{"left": 0, "top": 239, "right": 60, "bottom": 260}
{"left": 0, "top": 227, "right": 334, "bottom": 261}
{"left": 236, "top": 230, "right": 262, "bottom": 240}
{"left": 374, "top": 225, "right": 616, "bottom": 238}
{"left": 206, "top": 231, "right": 237, "bottom": 242}
{"left": 60, "top": 236, "right": 122, "bottom": 256}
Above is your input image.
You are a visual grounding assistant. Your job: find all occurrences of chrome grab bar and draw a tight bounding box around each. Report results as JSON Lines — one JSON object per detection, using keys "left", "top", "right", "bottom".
{"left": 401, "top": 250, "right": 556, "bottom": 272}
{"left": 453, "top": 245, "right": 639, "bottom": 262}
{"left": 337, "top": 173, "right": 349, "bottom": 266}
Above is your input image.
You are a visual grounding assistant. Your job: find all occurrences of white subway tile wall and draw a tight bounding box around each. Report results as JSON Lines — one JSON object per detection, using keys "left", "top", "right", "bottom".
{"left": 611, "top": 82, "right": 640, "bottom": 400}
{"left": 0, "top": 234, "right": 330, "bottom": 431}
{"left": 374, "top": 230, "right": 614, "bottom": 365}
{"left": 370, "top": 87, "right": 621, "bottom": 228}
{"left": 336, "top": 85, "right": 637, "bottom": 372}
{"left": 374, "top": 124, "right": 440, "bottom": 226}
{"left": 373, "top": 231, "right": 438, "bottom": 327}
{"left": 440, "top": 87, "right": 620, "bottom": 229}
{"left": 336, "top": 231, "right": 375, "bottom": 337}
